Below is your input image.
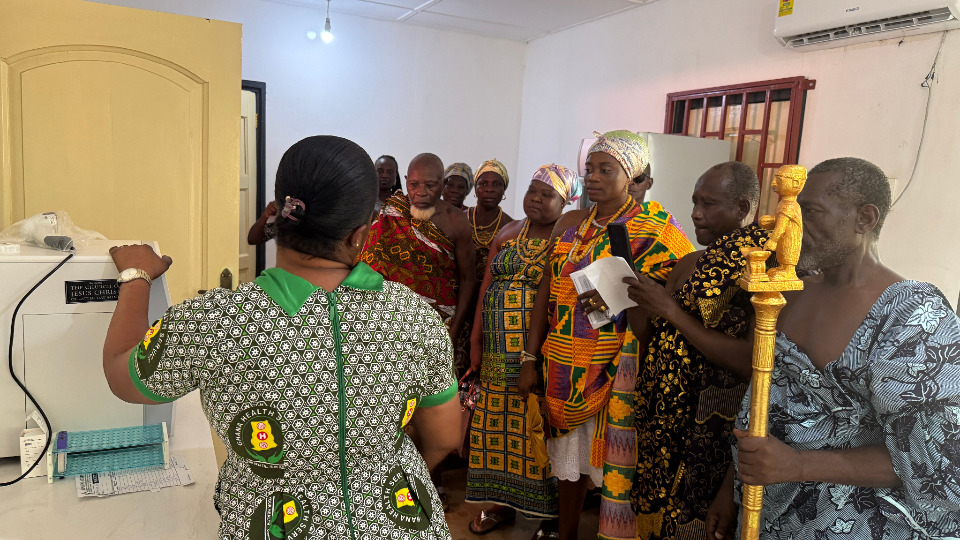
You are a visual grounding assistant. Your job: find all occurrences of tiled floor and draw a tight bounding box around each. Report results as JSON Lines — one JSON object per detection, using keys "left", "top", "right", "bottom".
{"left": 440, "top": 465, "right": 600, "bottom": 540}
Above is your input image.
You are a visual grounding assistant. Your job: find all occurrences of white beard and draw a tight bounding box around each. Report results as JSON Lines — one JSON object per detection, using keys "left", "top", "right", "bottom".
{"left": 410, "top": 205, "right": 437, "bottom": 221}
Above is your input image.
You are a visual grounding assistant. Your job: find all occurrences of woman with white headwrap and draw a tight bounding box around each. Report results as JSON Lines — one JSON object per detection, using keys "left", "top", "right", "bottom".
{"left": 518, "top": 131, "right": 694, "bottom": 540}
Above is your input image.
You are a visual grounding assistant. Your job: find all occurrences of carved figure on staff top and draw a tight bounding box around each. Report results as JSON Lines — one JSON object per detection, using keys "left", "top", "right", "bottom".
{"left": 758, "top": 165, "right": 805, "bottom": 282}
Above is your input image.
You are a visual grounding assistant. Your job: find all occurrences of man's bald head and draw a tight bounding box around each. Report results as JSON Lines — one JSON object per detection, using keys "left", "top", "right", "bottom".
{"left": 704, "top": 161, "right": 760, "bottom": 217}
{"left": 408, "top": 153, "right": 444, "bottom": 181}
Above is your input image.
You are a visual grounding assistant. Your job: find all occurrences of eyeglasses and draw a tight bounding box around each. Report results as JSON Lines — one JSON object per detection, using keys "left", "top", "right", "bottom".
{"left": 633, "top": 174, "right": 651, "bottom": 184}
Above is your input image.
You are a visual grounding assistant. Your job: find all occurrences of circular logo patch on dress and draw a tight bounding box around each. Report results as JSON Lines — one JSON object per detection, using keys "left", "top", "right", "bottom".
{"left": 135, "top": 318, "right": 167, "bottom": 380}
{"left": 382, "top": 466, "right": 432, "bottom": 531}
{"left": 396, "top": 387, "right": 424, "bottom": 450}
{"left": 248, "top": 491, "right": 313, "bottom": 540}
{"left": 229, "top": 406, "right": 286, "bottom": 478}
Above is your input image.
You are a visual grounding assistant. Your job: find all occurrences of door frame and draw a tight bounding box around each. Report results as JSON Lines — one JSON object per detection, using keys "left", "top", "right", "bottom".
{"left": 242, "top": 80, "right": 267, "bottom": 276}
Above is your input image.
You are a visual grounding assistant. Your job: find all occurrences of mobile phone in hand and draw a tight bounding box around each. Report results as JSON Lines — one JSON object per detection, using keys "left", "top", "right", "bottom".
{"left": 607, "top": 223, "right": 631, "bottom": 262}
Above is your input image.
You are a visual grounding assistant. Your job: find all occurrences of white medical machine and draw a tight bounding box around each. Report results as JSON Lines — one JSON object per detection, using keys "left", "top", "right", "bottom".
{"left": 0, "top": 240, "right": 174, "bottom": 458}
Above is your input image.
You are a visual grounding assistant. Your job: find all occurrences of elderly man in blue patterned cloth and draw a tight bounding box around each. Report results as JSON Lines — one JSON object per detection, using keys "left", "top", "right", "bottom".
{"left": 706, "top": 157, "right": 960, "bottom": 540}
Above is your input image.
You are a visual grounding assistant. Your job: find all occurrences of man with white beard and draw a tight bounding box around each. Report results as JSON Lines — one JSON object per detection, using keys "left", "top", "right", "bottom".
{"left": 362, "top": 153, "right": 476, "bottom": 344}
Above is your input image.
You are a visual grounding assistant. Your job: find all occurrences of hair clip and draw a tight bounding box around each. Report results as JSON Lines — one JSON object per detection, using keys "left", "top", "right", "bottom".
{"left": 281, "top": 196, "right": 306, "bottom": 221}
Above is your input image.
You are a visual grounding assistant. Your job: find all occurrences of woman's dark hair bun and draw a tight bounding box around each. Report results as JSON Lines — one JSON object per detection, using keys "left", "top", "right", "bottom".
{"left": 274, "top": 136, "right": 377, "bottom": 258}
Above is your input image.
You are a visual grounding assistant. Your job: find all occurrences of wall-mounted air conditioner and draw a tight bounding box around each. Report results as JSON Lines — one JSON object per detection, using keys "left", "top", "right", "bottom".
{"left": 774, "top": 0, "right": 960, "bottom": 50}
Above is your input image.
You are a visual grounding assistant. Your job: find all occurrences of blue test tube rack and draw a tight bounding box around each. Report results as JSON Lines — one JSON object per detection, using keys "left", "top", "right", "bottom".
{"left": 47, "top": 423, "right": 169, "bottom": 483}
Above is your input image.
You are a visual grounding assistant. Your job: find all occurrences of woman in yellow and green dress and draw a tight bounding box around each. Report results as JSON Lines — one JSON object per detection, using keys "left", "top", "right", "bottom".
{"left": 102, "top": 136, "right": 462, "bottom": 540}
{"left": 464, "top": 164, "right": 580, "bottom": 538}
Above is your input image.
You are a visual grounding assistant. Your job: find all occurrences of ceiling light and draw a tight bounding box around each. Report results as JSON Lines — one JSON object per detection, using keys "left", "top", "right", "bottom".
{"left": 320, "top": 0, "right": 334, "bottom": 43}
{"left": 306, "top": 30, "right": 317, "bottom": 40}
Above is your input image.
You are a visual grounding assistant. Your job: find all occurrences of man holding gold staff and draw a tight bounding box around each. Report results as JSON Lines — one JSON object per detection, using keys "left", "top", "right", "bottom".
{"left": 708, "top": 158, "right": 960, "bottom": 539}
{"left": 622, "top": 161, "right": 767, "bottom": 540}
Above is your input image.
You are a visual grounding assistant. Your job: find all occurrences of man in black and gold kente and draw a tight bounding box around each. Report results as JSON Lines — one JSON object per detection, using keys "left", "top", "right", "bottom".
{"left": 621, "top": 161, "right": 765, "bottom": 540}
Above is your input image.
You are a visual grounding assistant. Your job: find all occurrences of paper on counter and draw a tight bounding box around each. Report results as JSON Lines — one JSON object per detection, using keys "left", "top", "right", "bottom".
{"left": 570, "top": 256, "right": 638, "bottom": 330}
{"left": 75, "top": 455, "right": 194, "bottom": 497}
{"left": 20, "top": 409, "right": 48, "bottom": 479}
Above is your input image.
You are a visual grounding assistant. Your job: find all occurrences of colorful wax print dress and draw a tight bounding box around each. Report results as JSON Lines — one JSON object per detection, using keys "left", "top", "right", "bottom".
{"left": 129, "top": 264, "right": 458, "bottom": 540}
{"left": 465, "top": 235, "right": 559, "bottom": 518}
{"left": 631, "top": 223, "right": 768, "bottom": 540}
{"left": 471, "top": 209, "right": 509, "bottom": 285}
{"left": 541, "top": 200, "right": 693, "bottom": 540}
{"left": 733, "top": 280, "right": 960, "bottom": 539}
{"left": 457, "top": 209, "right": 510, "bottom": 374}
{"left": 362, "top": 192, "right": 459, "bottom": 322}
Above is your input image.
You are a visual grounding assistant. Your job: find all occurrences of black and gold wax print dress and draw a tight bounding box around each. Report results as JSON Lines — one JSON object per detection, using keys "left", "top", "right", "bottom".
{"left": 128, "top": 263, "right": 457, "bottom": 540}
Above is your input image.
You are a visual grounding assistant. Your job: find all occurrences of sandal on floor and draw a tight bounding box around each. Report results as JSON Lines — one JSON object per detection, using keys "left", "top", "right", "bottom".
{"left": 532, "top": 518, "right": 560, "bottom": 539}
{"left": 468, "top": 508, "right": 516, "bottom": 535}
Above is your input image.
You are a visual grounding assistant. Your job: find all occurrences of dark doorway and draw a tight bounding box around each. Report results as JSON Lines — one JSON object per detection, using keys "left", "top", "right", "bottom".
{"left": 242, "top": 80, "right": 267, "bottom": 276}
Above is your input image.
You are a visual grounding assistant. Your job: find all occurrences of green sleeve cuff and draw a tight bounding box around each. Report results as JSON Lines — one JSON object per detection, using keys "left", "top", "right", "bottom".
{"left": 419, "top": 382, "right": 457, "bottom": 408}
{"left": 127, "top": 348, "right": 176, "bottom": 403}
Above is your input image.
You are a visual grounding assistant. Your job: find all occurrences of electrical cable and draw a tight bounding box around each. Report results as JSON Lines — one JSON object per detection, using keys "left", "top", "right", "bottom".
{"left": 893, "top": 31, "right": 948, "bottom": 207}
{"left": 1, "top": 252, "right": 74, "bottom": 486}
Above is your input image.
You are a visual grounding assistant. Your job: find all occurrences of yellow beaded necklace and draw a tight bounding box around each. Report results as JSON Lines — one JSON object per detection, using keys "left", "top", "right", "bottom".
{"left": 565, "top": 196, "right": 635, "bottom": 265}
{"left": 514, "top": 219, "right": 550, "bottom": 266}
{"left": 470, "top": 207, "right": 504, "bottom": 248}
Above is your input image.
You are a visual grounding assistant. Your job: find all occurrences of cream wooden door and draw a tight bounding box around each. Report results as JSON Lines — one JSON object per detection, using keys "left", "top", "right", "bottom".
{"left": 238, "top": 90, "right": 258, "bottom": 284}
{"left": 0, "top": 0, "right": 241, "bottom": 303}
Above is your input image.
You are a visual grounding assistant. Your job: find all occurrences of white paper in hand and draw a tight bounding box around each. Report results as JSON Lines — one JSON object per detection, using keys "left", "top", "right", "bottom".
{"left": 587, "top": 256, "right": 639, "bottom": 314}
{"left": 570, "top": 269, "right": 612, "bottom": 329}
{"left": 570, "top": 256, "right": 638, "bottom": 329}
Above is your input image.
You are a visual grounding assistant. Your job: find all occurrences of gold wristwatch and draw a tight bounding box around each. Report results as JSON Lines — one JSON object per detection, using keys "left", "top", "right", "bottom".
{"left": 117, "top": 268, "right": 152, "bottom": 285}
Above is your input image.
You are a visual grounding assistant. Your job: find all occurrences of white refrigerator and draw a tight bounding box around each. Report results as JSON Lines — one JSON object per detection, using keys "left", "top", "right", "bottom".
{"left": 577, "top": 133, "right": 732, "bottom": 246}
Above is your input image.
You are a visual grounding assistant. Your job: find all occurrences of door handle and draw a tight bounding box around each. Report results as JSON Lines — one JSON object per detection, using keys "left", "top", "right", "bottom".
{"left": 220, "top": 268, "right": 233, "bottom": 290}
{"left": 197, "top": 269, "right": 234, "bottom": 294}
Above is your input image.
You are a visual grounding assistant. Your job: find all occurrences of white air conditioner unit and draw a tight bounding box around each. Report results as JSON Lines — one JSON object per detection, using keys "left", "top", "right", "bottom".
{"left": 774, "top": 0, "right": 960, "bottom": 50}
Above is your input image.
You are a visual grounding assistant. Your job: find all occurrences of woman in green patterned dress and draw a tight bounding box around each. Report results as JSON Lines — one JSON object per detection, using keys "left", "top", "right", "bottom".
{"left": 102, "top": 135, "right": 462, "bottom": 540}
{"left": 464, "top": 164, "right": 580, "bottom": 538}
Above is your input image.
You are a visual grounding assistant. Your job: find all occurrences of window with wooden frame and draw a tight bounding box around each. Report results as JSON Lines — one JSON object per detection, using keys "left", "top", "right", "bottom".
{"left": 664, "top": 76, "right": 816, "bottom": 215}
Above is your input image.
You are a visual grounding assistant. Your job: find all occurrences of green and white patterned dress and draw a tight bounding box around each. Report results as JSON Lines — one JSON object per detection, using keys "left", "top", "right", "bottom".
{"left": 129, "top": 263, "right": 457, "bottom": 540}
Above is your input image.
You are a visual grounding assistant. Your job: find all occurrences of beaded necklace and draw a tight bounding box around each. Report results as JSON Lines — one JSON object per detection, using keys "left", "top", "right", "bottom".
{"left": 514, "top": 219, "right": 550, "bottom": 266}
{"left": 471, "top": 207, "right": 504, "bottom": 248}
{"left": 565, "top": 196, "right": 635, "bottom": 265}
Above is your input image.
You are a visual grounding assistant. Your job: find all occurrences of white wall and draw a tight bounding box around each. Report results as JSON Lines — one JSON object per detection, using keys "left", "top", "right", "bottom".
{"left": 517, "top": 0, "right": 960, "bottom": 304}
{"left": 95, "top": 0, "right": 526, "bottom": 268}
{"left": 87, "top": 0, "right": 960, "bottom": 303}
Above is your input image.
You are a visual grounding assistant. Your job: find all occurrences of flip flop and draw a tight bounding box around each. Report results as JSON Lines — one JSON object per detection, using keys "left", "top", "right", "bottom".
{"left": 468, "top": 508, "right": 516, "bottom": 535}
{"left": 531, "top": 518, "right": 560, "bottom": 539}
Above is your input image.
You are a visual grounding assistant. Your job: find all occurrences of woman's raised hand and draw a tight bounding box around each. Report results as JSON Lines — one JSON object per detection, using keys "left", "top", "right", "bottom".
{"left": 109, "top": 244, "right": 173, "bottom": 279}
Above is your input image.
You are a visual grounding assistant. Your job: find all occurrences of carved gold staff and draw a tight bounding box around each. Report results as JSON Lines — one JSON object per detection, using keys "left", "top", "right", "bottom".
{"left": 738, "top": 165, "right": 806, "bottom": 540}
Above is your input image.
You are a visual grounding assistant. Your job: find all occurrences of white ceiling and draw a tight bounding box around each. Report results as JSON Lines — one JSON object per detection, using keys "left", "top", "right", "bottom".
{"left": 263, "top": 0, "right": 660, "bottom": 42}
